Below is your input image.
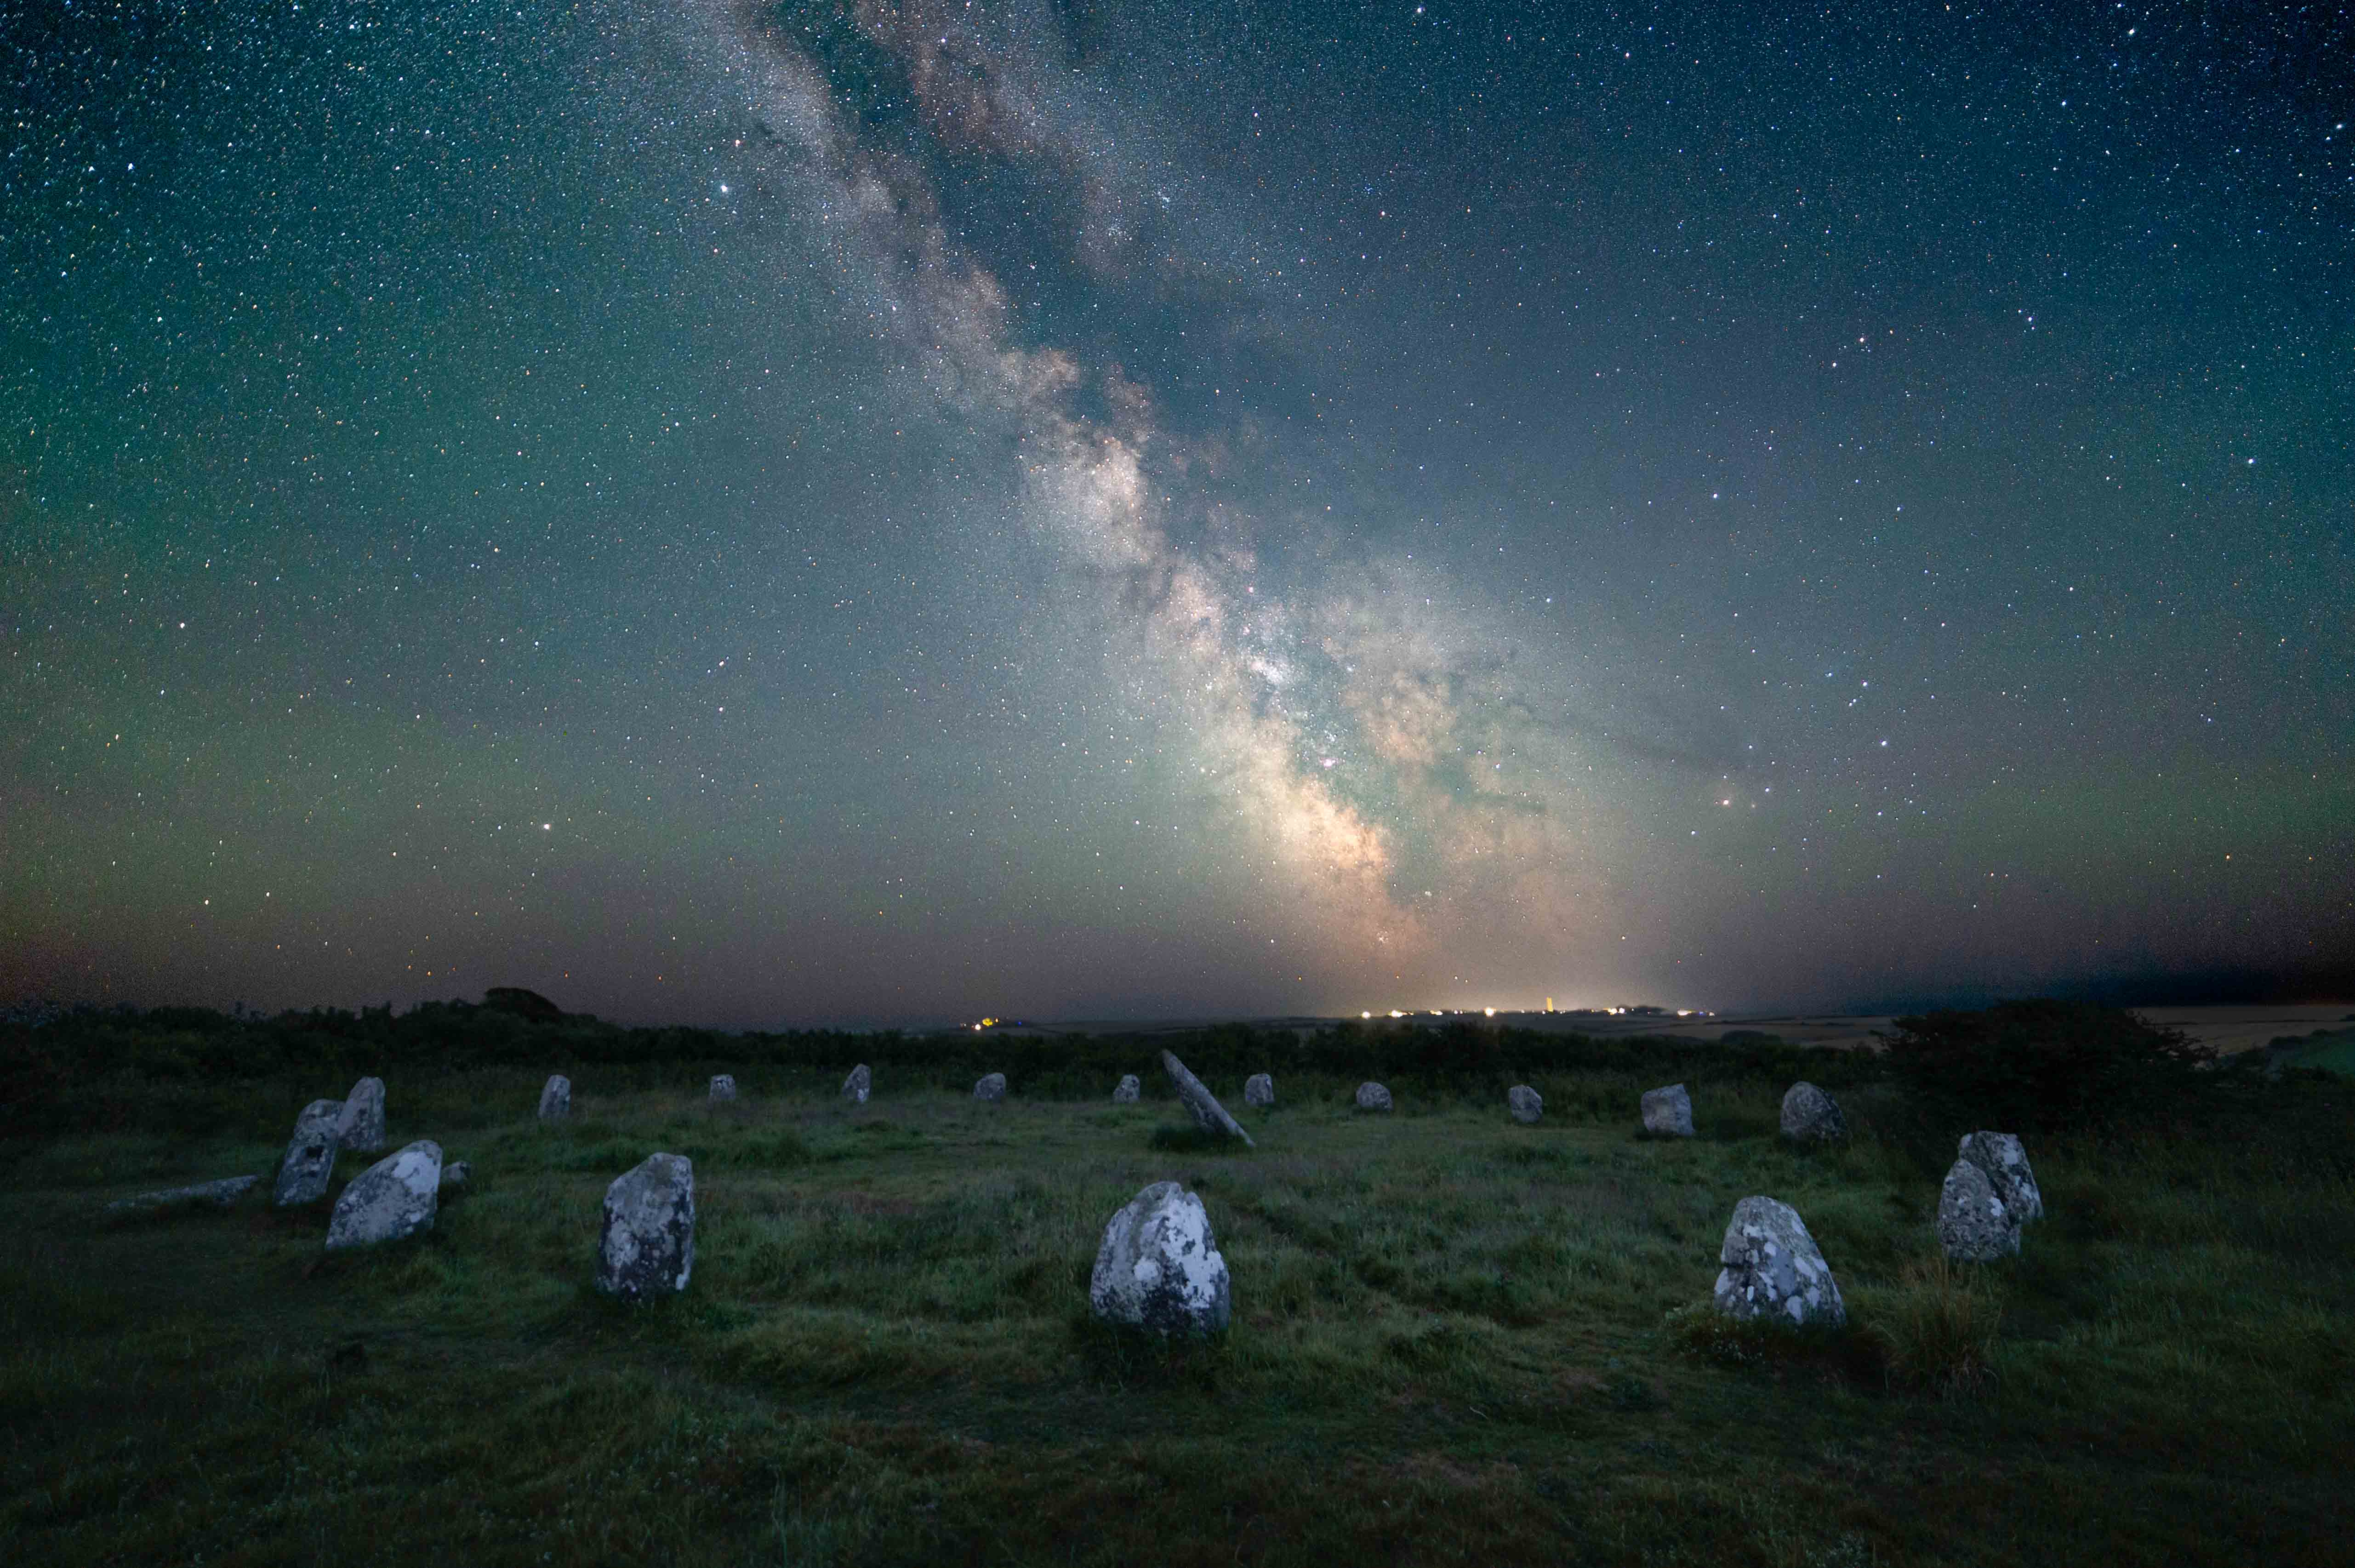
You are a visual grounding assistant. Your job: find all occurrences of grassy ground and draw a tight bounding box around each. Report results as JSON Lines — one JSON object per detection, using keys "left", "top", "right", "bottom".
{"left": 4, "top": 1067, "right": 2351, "bottom": 1565}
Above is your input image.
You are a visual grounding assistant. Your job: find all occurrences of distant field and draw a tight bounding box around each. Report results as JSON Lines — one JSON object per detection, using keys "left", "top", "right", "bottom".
{"left": 5, "top": 1055, "right": 2352, "bottom": 1566}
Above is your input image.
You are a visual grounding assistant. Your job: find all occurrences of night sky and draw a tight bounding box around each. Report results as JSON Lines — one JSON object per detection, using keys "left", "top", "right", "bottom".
{"left": 6, "top": 0, "right": 2349, "bottom": 1027}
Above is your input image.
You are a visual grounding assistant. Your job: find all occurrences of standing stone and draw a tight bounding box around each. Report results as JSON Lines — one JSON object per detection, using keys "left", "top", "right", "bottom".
{"left": 1354, "top": 1081, "right": 1393, "bottom": 1112}
{"left": 108, "top": 1174, "right": 261, "bottom": 1214}
{"left": 325, "top": 1140, "right": 442, "bottom": 1250}
{"left": 1507, "top": 1084, "right": 1543, "bottom": 1124}
{"left": 597, "top": 1152, "right": 696, "bottom": 1301}
{"left": 708, "top": 1073, "right": 737, "bottom": 1102}
{"left": 1160, "top": 1051, "right": 1254, "bottom": 1146}
{"left": 1243, "top": 1072, "right": 1274, "bottom": 1108}
{"left": 1937, "top": 1158, "right": 2019, "bottom": 1262}
{"left": 1112, "top": 1074, "right": 1141, "bottom": 1103}
{"left": 539, "top": 1074, "right": 572, "bottom": 1121}
{"left": 1089, "top": 1180, "right": 1231, "bottom": 1336}
{"left": 1642, "top": 1083, "right": 1696, "bottom": 1137}
{"left": 439, "top": 1160, "right": 473, "bottom": 1197}
{"left": 1713, "top": 1195, "right": 1846, "bottom": 1327}
{"left": 273, "top": 1100, "right": 344, "bottom": 1207}
{"left": 842, "top": 1063, "right": 872, "bottom": 1104}
{"left": 973, "top": 1072, "right": 1007, "bottom": 1101}
{"left": 1956, "top": 1131, "right": 2042, "bottom": 1224}
{"left": 1779, "top": 1081, "right": 1847, "bottom": 1143}
{"left": 337, "top": 1077, "right": 387, "bottom": 1154}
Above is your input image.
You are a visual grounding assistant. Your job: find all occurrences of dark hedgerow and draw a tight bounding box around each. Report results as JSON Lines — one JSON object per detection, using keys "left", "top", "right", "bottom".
{"left": 1879, "top": 999, "right": 2215, "bottom": 1135}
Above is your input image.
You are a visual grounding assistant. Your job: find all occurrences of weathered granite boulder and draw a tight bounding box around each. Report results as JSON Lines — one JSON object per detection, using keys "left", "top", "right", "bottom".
{"left": 708, "top": 1073, "right": 737, "bottom": 1102}
{"left": 1956, "top": 1131, "right": 2042, "bottom": 1224}
{"left": 1714, "top": 1195, "right": 1846, "bottom": 1327}
{"left": 1161, "top": 1051, "right": 1254, "bottom": 1146}
{"left": 1642, "top": 1083, "right": 1696, "bottom": 1137}
{"left": 1089, "top": 1180, "right": 1231, "bottom": 1336}
{"left": 538, "top": 1074, "right": 571, "bottom": 1120}
{"left": 974, "top": 1072, "right": 1007, "bottom": 1101}
{"left": 1112, "top": 1074, "right": 1141, "bottom": 1103}
{"left": 108, "top": 1174, "right": 260, "bottom": 1214}
{"left": 325, "top": 1140, "right": 442, "bottom": 1250}
{"left": 1244, "top": 1072, "right": 1274, "bottom": 1108}
{"left": 337, "top": 1077, "right": 387, "bottom": 1154}
{"left": 597, "top": 1152, "right": 696, "bottom": 1301}
{"left": 273, "top": 1100, "right": 344, "bottom": 1207}
{"left": 1779, "top": 1081, "right": 1847, "bottom": 1143}
{"left": 842, "top": 1063, "right": 871, "bottom": 1103}
{"left": 1507, "top": 1084, "right": 1543, "bottom": 1123}
{"left": 1937, "top": 1158, "right": 2019, "bottom": 1262}
{"left": 439, "top": 1160, "right": 473, "bottom": 1197}
{"left": 1355, "top": 1082, "right": 1392, "bottom": 1112}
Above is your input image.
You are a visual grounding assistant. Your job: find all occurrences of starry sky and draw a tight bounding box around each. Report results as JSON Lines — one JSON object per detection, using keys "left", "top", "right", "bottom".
{"left": 5, "top": 0, "right": 2349, "bottom": 1027}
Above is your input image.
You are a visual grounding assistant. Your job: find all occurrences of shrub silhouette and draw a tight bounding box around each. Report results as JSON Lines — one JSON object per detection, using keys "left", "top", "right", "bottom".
{"left": 1881, "top": 999, "right": 2213, "bottom": 1134}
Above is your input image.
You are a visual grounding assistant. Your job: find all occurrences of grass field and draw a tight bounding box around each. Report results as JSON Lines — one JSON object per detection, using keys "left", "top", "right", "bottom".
{"left": 5, "top": 1062, "right": 2352, "bottom": 1565}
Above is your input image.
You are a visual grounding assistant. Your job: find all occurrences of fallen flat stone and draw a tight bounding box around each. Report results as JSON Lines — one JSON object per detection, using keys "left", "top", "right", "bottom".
{"left": 1243, "top": 1073, "right": 1274, "bottom": 1108}
{"left": 1112, "top": 1074, "right": 1141, "bottom": 1103}
{"left": 273, "top": 1100, "right": 344, "bottom": 1207}
{"left": 1508, "top": 1084, "right": 1543, "bottom": 1123}
{"left": 1642, "top": 1083, "right": 1695, "bottom": 1137}
{"left": 597, "top": 1152, "right": 696, "bottom": 1301}
{"left": 1161, "top": 1050, "right": 1254, "bottom": 1146}
{"left": 842, "top": 1063, "right": 871, "bottom": 1103}
{"left": 108, "top": 1174, "right": 261, "bottom": 1214}
{"left": 1956, "top": 1131, "right": 2042, "bottom": 1224}
{"left": 1779, "top": 1081, "right": 1847, "bottom": 1143}
{"left": 1354, "top": 1081, "right": 1392, "bottom": 1112}
{"left": 974, "top": 1072, "right": 1007, "bottom": 1101}
{"left": 1714, "top": 1195, "right": 1846, "bottom": 1327}
{"left": 1089, "top": 1180, "right": 1231, "bottom": 1336}
{"left": 1937, "top": 1157, "right": 2019, "bottom": 1262}
{"left": 325, "top": 1140, "right": 442, "bottom": 1250}
{"left": 337, "top": 1077, "right": 387, "bottom": 1154}
{"left": 539, "top": 1074, "right": 571, "bottom": 1120}
{"left": 709, "top": 1073, "right": 737, "bottom": 1102}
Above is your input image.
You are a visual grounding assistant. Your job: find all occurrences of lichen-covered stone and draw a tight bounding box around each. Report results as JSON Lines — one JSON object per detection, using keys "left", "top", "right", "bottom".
{"left": 842, "top": 1064, "right": 871, "bottom": 1104}
{"left": 1507, "top": 1084, "right": 1543, "bottom": 1123}
{"left": 273, "top": 1100, "right": 344, "bottom": 1207}
{"left": 1642, "top": 1083, "right": 1695, "bottom": 1137}
{"left": 325, "top": 1140, "right": 442, "bottom": 1250}
{"left": 538, "top": 1074, "right": 571, "bottom": 1120}
{"left": 1956, "top": 1131, "right": 2042, "bottom": 1224}
{"left": 597, "top": 1152, "right": 696, "bottom": 1301}
{"left": 1244, "top": 1073, "right": 1274, "bottom": 1108}
{"left": 1779, "top": 1081, "right": 1847, "bottom": 1143}
{"left": 708, "top": 1073, "right": 737, "bottom": 1102}
{"left": 1161, "top": 1050, "right": 1254, "bottom": 1146}
{"left": 439, "top": 1160, "right": 473, "bottom": 1197}
{"left": 1714, "top": 1195, "right": 1846, "bottom": 1327}
{"left": 973, "top": 1072, "right": 1007, "bottom": 1101}
{"left": 1937, "top": 1158, "right": 2019, "bottom": 1262}
{"left": 108, "top": 1174, "right": 260, "bottom": 1214}
{"left": 1089, "top": 1180, "right": 1231, "bottom": 1336}
{"left": 336, "top": 1078, "right": 387, "bottom": 1154}
{"left": 1355, "top": 1082, "right": 1392, "bottom": 1112}
{"left": 1112, "top": 1074, "right": 1141, "bottom": 1103}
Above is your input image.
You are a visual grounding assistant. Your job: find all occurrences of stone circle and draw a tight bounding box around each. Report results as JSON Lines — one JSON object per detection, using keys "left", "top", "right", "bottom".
{"left": 974, "top": 1072, "right": 1007, "bottom": 1101}
{"left": 538, "top": 1074, "right": 571, "bottom": 1120}
{"left": 1779, "top": 1081, "right": 1847, "bottom": 1142}
{"left": 842, "top": 1063, "right": 872, "bottom": 1103}
{"left": 325, "top": 1140, "right": 442, "bottom": 1250}
{"left": 1089, "top": 1180, "right": 1231, "bottom": 1336}
{"left": 272, "top": 1099, "right": 344, "bottom": 1207}
{"left": 1354, "top": 1081, "right": 1392, "bottom": 1112}
{"left": 597, "top": 1152, "right": 696, "bottom": 1301}
{"left": 1508, "top": 1084, "right": 1543, "bottom": 1123}
{"left": 1243, "top": 1072, "right": 1274, "bottom": 1108}
{"left": 1112, "top": 1074, "right": 1140, "bottom": 1102}
{"left": 336, "top": 1077, "right": 387, "bottom": 1154}
{"left": 1713, "top": 1194, "right": 1846, "bottom": 1327}
{"left": 1956, "top": 1131, "right": 2042, "bottom": 1224}
{"left": 1161, "top": 1050, "right": 1254, "bottom": 1146}
{"left": 1937, "top": 1157, "right": 2020, "bottom": 1262}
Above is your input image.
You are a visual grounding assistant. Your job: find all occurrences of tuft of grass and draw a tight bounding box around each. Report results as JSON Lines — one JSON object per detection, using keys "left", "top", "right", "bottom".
{"left": 1859, "top": 1253, "right": 2005, "bottom": 1397}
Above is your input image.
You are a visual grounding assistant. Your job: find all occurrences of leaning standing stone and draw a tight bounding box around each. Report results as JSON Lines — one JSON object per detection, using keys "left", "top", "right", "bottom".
{"left": 1779, "top": 1081, "right": 1847, "bottom": 1142}
{"left": 1161, "top": 1051, "right": 1254, "bottom": 1146}
{"left": 1112, "top": 1074, "right": 1141, "bottom": 1103}
{"left": 842, "top": 1063, "right": 871, "bottom": 1103}
{"left": 273, "top": 1099, "right": 344, "bottom": 1207}
{"left": 1089, "top": 1180, "right": 1231, "bottom": 1336}
{"left": 1354, "top": 1081, "right": 1393, "bottom": 1112}
{"left": 708, "top": 1073, "right": 737, "bottom": 1102}
{"left": 337, "top": 1077, "right": 387, "bottom": 1154}
{"left": 974, "top": 1072, "right": 1007, "bottom": 1101}
{"left": 539, "top": 1074, "right": 571, "bottom": 1120}
{"left": 1714, "top": 1195, "right": 1846, "bottom": 1327}
{"left": 597, "top": 1152, "right": 696, "bottom": 1301}
{"left": 1937, "top": 1158, "right": 2019, "bottom": 1262}
{"left": 1244, "top": 1073, "right": 1274, "bottom": 1108}
{"left": 1642, "top": 1083, "right": 1696, "bottom": 1137}
{"left": 1956, "top": 1131, "right": 2042, "bottom": 1223}
{"left": 1507, "top": 1084, "right": 1543, "bottom": 1123}
{"left": 325, "top": 1140, "right": 442, "bottom": 1250}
